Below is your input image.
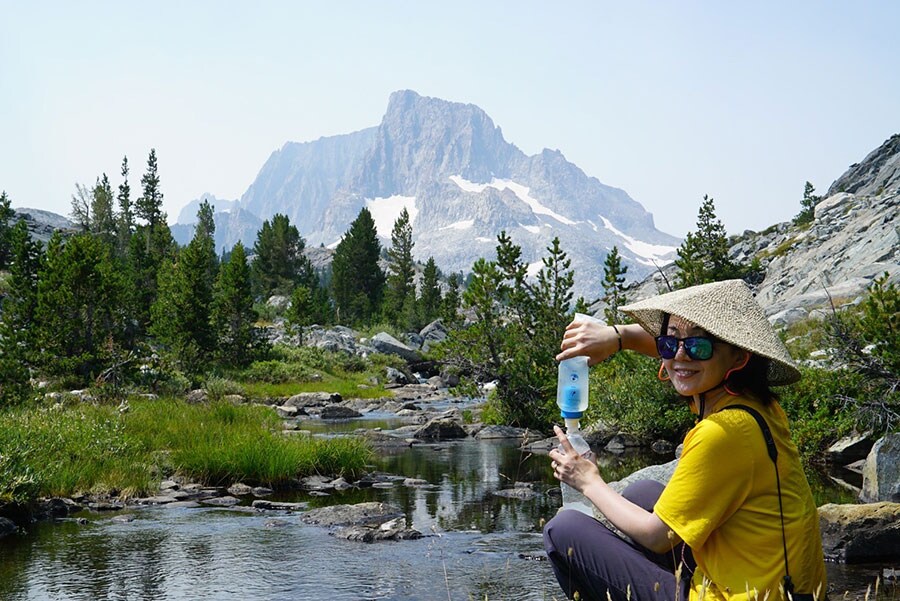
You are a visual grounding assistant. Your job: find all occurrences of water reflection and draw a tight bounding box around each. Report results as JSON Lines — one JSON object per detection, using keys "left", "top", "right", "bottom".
{"left": 0, "top": 412, "right": 883, "bottom": 600}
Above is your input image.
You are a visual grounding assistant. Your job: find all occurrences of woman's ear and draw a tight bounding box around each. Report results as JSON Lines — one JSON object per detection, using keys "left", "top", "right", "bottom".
{"left": 731, "top": 349, "right": 750, "bottom": 371}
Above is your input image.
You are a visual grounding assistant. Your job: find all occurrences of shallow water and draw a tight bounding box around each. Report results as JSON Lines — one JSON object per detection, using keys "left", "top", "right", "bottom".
{"left": 0, "top": 411, "right": 887, "bottom": 600}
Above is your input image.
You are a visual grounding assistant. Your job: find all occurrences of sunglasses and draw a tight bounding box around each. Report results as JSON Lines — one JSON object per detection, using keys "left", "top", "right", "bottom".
{"left": 655, "top": 335, "right": 715, "bottom": 360}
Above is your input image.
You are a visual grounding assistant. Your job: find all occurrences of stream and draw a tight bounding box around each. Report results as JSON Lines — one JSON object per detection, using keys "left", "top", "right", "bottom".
{"left": 0, "top": 406, "right": 886, "bottom": 600}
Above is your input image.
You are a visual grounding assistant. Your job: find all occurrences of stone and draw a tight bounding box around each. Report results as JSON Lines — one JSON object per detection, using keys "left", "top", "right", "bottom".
{"left": 608, "top": 458, "right": 679, "bottom": 494}
{"left": 825, "top": 432, "right": 874, "bottom": 465}
{"left": 385, "top": 367, "right": 410, "bottom": 385}
{"left": 860, "top": 433, "right": 900, "bottom": 503}
{"left": 370, "top": 332, "right": 422, "bottom": 363}
{"left": 474, "top": 425, "right": 531, "bottom": 440}
{"left": 283, "top": 392, "right": 341, "bottom": 409}
{"left": 0, "top": 517, "right": 16, "bottom": 539}
{"left": 227, "top": 483, "right": 253, "bottom": 496}
{"left": 186, "top": 389, "right": 208, "bottom": 404}
{"left": 266, "top": 295, "right": 291, "bottom": 311}
{"left": 301, "top": 502, "right": 402, "bottom": 527}
{"left": 200, "top": 496, "right": 241, "bottom": 507}
{"left": 414, "top": 417, "right": 468, "bottom": 441}
{"left": 320, "top": 404, "right": 362, "bottom": 419}
{"left": 252, "top": 500, "right": 307, "bottom": 511}
{"left": 818, "top": 502, "right": 900, "bottom": 562}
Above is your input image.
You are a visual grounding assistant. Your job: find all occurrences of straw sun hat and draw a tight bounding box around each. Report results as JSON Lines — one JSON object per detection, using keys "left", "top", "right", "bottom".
{"left": 620, "top": 279, "right": 801, "bottom": 386}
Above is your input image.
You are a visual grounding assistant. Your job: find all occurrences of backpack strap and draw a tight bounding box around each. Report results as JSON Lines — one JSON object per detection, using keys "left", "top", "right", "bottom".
{"left": 721, "top": 404, "right": 796, "bottom": 598}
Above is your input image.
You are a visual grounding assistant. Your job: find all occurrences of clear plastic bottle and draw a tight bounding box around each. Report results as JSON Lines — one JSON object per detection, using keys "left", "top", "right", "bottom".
{"left": 558, "top": 421, "right": 594, "bottom": 515}
{"left": 556, "top": 353, "right": 594, "bottom": 515}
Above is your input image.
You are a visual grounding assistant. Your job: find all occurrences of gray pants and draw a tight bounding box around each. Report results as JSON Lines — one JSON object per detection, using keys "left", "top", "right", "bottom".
{"left": 543, "top": 480, "right": 695, "bottom": 601}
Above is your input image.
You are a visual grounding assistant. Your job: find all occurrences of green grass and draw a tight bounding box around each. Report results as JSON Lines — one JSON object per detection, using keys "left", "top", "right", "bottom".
{"left": 0, "top": 397, "right": 372, "bottom": 503}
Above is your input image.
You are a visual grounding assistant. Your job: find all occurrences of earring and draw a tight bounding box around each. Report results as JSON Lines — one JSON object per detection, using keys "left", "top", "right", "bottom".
{"left": 658, "top": 363, "right": 670, "bottom": 382}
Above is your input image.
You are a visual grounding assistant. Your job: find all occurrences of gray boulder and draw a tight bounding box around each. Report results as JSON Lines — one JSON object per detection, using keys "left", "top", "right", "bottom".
{"left": 608, "top": 459, "right": 679, "bottom": 494}
{"left": 818, "top": 502, "right": 900, "bottom": 562}
{"left": 283, "top": 392, "right": 342, "bottom": 409}
{"left": 419, "top": 319, "right": 449, "bottom": 352}
{"left": 320, "top": 405, "right": 362, "bottom": 419}
{"left": 414, "top": 417, "right": 468, "bottom": 441}
{"left": 0, "top": 517, "right": 17, "bottom": 539}
{"left": 825, "top": 432, "right": 874, "bottom": 466}
{"left": 369, "top": 332, "right": 422, "bottom": 363}
{"left": 860, "top": 433, "right": 900, "bottom": 502}
{"left": 301, "top": 502, "right": 403, "bottom": 527}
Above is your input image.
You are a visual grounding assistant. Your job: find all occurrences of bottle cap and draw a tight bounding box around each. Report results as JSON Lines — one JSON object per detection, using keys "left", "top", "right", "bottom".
{"left": 560, "top": 410, "right": 583, "bottom": 419}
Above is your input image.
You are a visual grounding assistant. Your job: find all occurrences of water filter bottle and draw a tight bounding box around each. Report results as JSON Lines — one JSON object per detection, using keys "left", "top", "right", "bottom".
{"left": 556, "top": 356, "right": 589, "bottom": 418}
{"left": 556, "top": 355, "right": 594, "bottom": 515}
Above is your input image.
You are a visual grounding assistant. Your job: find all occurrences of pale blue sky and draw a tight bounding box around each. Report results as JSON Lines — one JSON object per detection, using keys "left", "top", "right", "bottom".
{"left": 1, "top": 1, "right": 898, "bottom": 237}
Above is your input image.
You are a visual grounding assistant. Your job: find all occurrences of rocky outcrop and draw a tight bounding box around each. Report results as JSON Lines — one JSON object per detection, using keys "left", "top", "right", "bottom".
{"left": 860, "top": 433, "right": 900, "bottom": 503}
{"left": 827, "top": 134, "right": 900, "bottom": 198}
{"left": 300, "top": 501, "right": 423, "bottom": 542}
{"left": 818, "top": 502, "right": 900, "bottom": 562}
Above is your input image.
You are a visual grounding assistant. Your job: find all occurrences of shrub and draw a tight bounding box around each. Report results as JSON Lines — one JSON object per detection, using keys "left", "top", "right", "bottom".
{"left": 585, "top": 353, "right": 693, "bottom": 442}
{"left": 204, "top": 376, "right": 244, "bottom": 401}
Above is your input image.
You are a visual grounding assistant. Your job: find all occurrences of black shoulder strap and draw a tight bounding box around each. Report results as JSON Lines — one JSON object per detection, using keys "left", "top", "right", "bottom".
{"left": 721, "top": 404, "right": 797, "bottom": 598}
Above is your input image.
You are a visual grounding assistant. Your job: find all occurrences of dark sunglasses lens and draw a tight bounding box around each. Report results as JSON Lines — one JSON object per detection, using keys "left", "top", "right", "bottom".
{"left": 656, "top": 336, "right": 678, "bottom": 359}
{"left": 684, "top": 337, "right": 713, "bottom": 360}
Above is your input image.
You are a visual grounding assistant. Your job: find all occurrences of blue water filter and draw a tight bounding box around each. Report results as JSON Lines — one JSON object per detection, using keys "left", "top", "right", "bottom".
{"left": 556, "top": 356, "right": 589, "bottom": 418}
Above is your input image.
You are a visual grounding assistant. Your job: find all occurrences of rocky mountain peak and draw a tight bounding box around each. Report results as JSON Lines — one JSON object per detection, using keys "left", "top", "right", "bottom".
{"left": 357, "top": 90, "right": 516, "bottom": 197}
{"left": 827, "top": 133, "right": 900, "bottom": 197}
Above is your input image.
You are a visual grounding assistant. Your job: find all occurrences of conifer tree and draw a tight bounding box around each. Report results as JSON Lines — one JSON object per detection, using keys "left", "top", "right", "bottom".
{"left": 91, "top": 173, "right": 116, "bottom": 243}
{"left": 418, "top": 257, "right": 442, "bottom": 325}
{"left": 251, "top": 214, "right": 306, "bottom": 298}
{"left": 0, "top": 220, "right": 42, "bottom": 405}
{"left": 136, "top": 148, "right": 164, "bottom": 229}
{"left": 128, "top": 150, "right": 174, "bottom": 330}
{"left": 149, "top": 202, "right": 218, "bottom": 373}
{"left": 34, "top": 232, "right": 126, "bottom": 381}
{"left": 331, "top": 207, "right": 385, "bottom": 324}
{"left": 70, "top": 183, "right": 93, "bottom": 232}
{"left": 211, "top": 241, "right": 262, "bottom": 366}
{"left": 439, "top": 233, "right": 576, "bottom": 429}
{"left": 0, "top": 191, "right": 15, "bottom": 269}
{"left": 116, "top": 156, "right": 134, "bottom": 256}
{"left": 601, "top": 246, "right": 628, "bottom": 324}
{"left": 674, "top": 195, "right": 738, "bottom": 288}
{"left": 793, "top": 181, "right": 820, "bottom": 225}
{"left": 440, "top": 271, "right": 462, "bottom": 326}
{"left": 384, "top": 208, "right": 415, "bottom": 326}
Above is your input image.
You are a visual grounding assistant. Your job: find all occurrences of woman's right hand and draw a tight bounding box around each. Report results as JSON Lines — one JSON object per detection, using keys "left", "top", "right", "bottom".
{"left": 556, "top": 320, "right": 621, "bottom": 366}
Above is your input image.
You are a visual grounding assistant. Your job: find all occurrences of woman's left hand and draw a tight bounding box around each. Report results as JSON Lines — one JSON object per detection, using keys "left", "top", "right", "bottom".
{"left": 548, "top": 425, "right": 605, "bottom": 492}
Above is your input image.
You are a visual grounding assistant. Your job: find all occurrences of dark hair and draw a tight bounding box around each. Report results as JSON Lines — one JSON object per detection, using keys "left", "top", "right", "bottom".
{"left": 725, "top": 354, "right": 778, "bottom": 404}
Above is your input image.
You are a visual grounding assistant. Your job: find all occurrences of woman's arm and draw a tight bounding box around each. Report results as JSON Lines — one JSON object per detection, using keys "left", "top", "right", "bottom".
{"left": 550, "top": 425, "right": 680, "bottom": 554}
{"left": 556, "top": 321, "right": 657, "bottom": 365}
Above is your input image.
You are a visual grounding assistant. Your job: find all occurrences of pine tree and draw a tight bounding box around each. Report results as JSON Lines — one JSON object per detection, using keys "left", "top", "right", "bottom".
{"left": 331, "top": 207, "right": 385, "bottom": 324}
{"left": 116, "top": 156, "right": 134, "bottom": 256}
{"left": 34, "top": 232, "right": 126, "bottom": 381}
{"left": 601, "top": 246, "right": 628, "bottom": 324}
{"left": 149, "top": 202, "right": 218, "bottom": 373}
{"left": 0, "top": 191, "right": 15, "bottom": 269}
{"left": 384, "top": 208, "right": 415, "bottom": 326}
{"left": 793, "top": 181, "right": 820, "bottom": 225}
{"left": 136, "top": 148, "right": 164, "bottom": 228}
{"left": 251, "top": 213, "right": 306, "bottom": 298}
{"left": 674, "top": 195, "right": 738, "bottom": 288}
{"left": 0, "top": 220, "right": 42, "bottom": 405}
{"left": 418, "top": 257, "right": 442, "bottom": 325}
{"left": 441, "top": 272, "right": 462, "bottom": 326}
{"left": 211, "top": 241, "right": 262, "bottom": 367}
{"left": 91, "top": 173, "right": 116, "bottom": 243}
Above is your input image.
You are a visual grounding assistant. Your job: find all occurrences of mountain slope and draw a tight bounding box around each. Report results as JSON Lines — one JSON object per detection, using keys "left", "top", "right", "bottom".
{"left": 226, "top": 90, "right": 680, "bottom": 298}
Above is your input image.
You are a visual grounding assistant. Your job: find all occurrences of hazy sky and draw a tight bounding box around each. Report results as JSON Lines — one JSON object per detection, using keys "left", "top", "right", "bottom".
{"left": 2, "top": 1, "right": 898, "bottom": 238}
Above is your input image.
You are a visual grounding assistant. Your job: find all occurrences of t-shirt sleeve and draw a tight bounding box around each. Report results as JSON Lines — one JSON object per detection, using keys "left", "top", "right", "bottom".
{"left": 654, "top": 417, "right": 755, "bottom": 549}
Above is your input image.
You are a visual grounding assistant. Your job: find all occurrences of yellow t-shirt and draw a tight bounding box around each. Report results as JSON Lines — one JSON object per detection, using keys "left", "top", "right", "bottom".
{"left": 654, "top": 398, "right": 827, "bottom": 601}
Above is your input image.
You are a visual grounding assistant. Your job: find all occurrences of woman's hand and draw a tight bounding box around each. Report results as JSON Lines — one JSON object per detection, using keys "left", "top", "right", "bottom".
{"left": 556, "top": 320, "right": 621, "bottom": 366}
{"left": 548, "top": 425, "right": 605, "bottom": 493}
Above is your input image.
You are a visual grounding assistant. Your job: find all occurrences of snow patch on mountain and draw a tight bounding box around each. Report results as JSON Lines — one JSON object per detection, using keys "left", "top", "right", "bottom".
{"left": 440, "top": 219, "right": 475, "bottom": 231}
{"left": 598, "top": 216, "right": 677, "bottom": 264}
{"left": 449, "top": 175, "right": 578, "bottom": 225}
{"left": 365, "top": 195, "right": 417, "bottom": 238}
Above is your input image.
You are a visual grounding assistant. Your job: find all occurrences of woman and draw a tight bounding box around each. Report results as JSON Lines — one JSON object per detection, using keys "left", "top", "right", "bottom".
{"left": 543, "top": 279, "right": 827, "bottom": 601}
